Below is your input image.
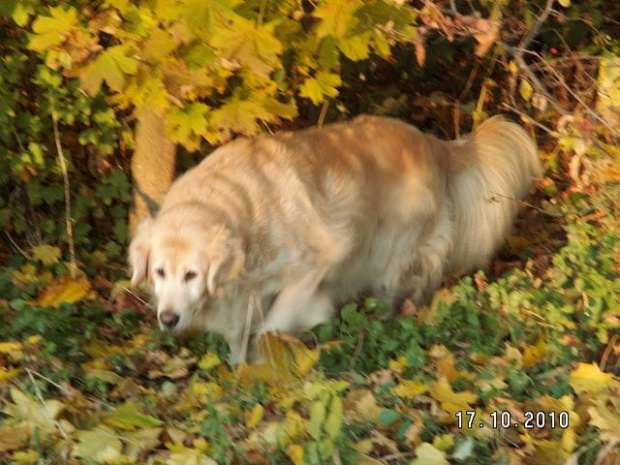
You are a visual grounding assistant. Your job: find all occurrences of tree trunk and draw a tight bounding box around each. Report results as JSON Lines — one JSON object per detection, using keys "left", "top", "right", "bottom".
{"left": 129, "top": 107, "right": 176, "bottom": 236}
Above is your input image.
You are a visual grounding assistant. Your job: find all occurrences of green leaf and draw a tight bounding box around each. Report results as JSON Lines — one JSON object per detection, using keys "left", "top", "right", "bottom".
{"left": 309, "top": 400, "right": 327, "bottom": 440}
{"left": 211, "top": 17, "right": 283, "bottom": 77}
{"left": 378, "top": 409, "right": 401, "bottom": 426}
{"left": 167, "top": 102, "right": 211, "bottom": 149}
{"left": 325, "top": 395, "right": 343, "bottom": 439}
{"left": 210, "top": 95, "right": 270, "bottom": 135}
{"left": 139, "top": 28, "right": 177, "bottom": 62}
{"left": 0, "top": 0, "right": 18, "bottom": 17}
{"left": 32, "top": 244, "right": 61, "bottom": 266}
{"left": 313, "top": 0, "right": 363, "bottom": 39}
{"left": 338, "top": 32, "right": 371, "bottom": 60}
{"left": 299, "top": 72, "right": 342, "bottom": 105}
{"left": 29, "top": 6, "right": 78, "bottom": 51}
{"left": 0, "top": 0, "right": 34, "bottom": 26}
{"left": 184, "top": 0, "right": 242, "bottom": 37}
{"left": 79, "top": 45, "right": 139, "bottom": 95}
{"left": 103, "top": 402, "right": 163, "bottom": 431}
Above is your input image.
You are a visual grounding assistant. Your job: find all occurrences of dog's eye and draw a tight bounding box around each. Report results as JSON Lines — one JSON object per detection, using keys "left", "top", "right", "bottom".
{"left": 155, "top": 268, "right": 166, "bottom": 279}
{"left": 184, "top": 271, "right": 197, "bottom": 282}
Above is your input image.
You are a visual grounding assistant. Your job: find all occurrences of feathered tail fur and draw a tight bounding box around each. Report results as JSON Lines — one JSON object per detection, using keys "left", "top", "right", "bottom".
{"left": 446, "top": 116, "right": 541, "bottom": 273}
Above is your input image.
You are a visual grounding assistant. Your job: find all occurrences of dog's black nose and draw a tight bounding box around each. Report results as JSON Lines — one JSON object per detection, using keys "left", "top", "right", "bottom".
{"left": 159, "top": 311, "right": 180, "bottom": 329}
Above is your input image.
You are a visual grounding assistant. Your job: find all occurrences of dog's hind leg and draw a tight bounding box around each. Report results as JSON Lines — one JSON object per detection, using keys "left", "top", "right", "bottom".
{"left": 399, "top": 203, "right": 454, "bottom": 305}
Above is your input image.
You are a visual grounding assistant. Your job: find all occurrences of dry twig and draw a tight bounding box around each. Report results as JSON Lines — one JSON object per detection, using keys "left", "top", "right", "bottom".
{"left": 51, "top": 99, "right": 78, "bottom": 278}
{"left": 26, "top": 368, "right": 69, "bottom": 440}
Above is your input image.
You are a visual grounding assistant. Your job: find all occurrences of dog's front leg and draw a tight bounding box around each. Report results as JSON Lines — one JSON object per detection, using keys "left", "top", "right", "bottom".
{"left": 212, "top": 294, "right": 252, "bottom": 365}
{"left": 227, "top": 339, "right": 244, "bottom": 365}
{"left": 258, "top": 271, "right": 334, "bottom": 337}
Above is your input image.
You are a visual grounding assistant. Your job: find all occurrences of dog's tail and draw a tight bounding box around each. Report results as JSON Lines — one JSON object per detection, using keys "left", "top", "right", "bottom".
{"left": 445, "top": 116, "right": 541, "bottom": 273}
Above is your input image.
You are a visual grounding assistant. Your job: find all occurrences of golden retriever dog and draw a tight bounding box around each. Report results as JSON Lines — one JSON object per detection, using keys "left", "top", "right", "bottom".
{"left": 129, "top": 115, "right": 540, "bottom": 362}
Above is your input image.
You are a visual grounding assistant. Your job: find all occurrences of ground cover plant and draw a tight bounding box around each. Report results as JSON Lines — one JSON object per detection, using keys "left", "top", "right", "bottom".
{"left": 0, "top": 0, "right": 619, "bottom": 463}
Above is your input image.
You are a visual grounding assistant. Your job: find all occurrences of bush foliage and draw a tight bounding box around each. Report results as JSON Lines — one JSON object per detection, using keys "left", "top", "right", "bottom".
{"left": 1, "top": 0, "right": 619, "bottom": 464}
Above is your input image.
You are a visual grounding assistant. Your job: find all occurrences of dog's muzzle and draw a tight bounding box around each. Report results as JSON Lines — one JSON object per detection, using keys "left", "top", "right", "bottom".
{"left": 159, "top": 311, "right": 180, "bottom": 329}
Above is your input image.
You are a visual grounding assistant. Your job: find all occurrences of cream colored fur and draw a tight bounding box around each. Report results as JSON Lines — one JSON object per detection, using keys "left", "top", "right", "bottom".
{"left": 129, "top": 115, "right": 540, "bottom": 362}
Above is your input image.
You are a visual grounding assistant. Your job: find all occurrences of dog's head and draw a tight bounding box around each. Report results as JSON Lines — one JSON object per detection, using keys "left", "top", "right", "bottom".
{"left": 129, "top": 211, "right": 245, "bottom": 333}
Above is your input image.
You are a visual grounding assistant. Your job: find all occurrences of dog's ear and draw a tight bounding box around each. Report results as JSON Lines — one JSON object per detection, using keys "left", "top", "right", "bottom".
{"left": 205, "top": 235, "right": 245, "bottom": 296}
{"left": 129, "top": 218, "right": 154, "bottom": 287}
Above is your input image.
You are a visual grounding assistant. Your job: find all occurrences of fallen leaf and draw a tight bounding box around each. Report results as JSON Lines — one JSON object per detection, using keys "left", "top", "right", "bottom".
{"left": 245, "top": 404, "right": 264, "bottom": 429}
{"left": 73, "top": 426, "right": 123, "bottom": 463}
{"left": 198, "top": 352, "right": 222, "bottom": 371}
{"left": 569, "top": 363, "right": 614, "bottom": 394}
{"left": 0, "top": 423, "right": 31, "bottom": 452}
{"left": 389, "top": 356, "right": 408, "bottom": 373}
{"left": 124, "top": 427, "right": 162, "bottom": 460}
{"left": 103, "top": 402, "right": 163, "bottom": 431}
{"left": 0, "top": 367, "right": 21, "bottom": 381}
{"left": 472, "top": 19, "right": 500, "bottom": 57}
{"left": 241, "top": 331, "right": 319, "bottom": 384}
{"left": 430, "top": 378, "right": 477, "bottom": 420}
{"left": 247, "top": 410, "right": 306, "bottom": 448}
{"left": 523, "top": 339, "right": 547, "bottom": 369}
{"left": 588, "top": 403, "right": 620, "bottom": 441}
{"left": 410, "top": 442, "right": 449, "bottom": 465}
{"left": 432, "top": 433, "right": 454, "bottom": 451}
{"left": 0, "top": 341, "right": 23, "bottom": 353}
{"left": 345, "top": 389, "right": 381, "bottom": 422}
{"left": 36, "top": 275, "right": 91, "bottom": 308}
{"left": 393, "top": 380, "right": 429, "bottom": 399}
{"left": 190, "top": 381, "right": 223, "bottom": 404}
{"left": 286, "top": 444, "right": 306, "bottom": 465}
{"left": 404, "top": 411, "right": 424, "bottom": 448}
{"left": 3, "top": 388, "right": 65, "bottom": 439}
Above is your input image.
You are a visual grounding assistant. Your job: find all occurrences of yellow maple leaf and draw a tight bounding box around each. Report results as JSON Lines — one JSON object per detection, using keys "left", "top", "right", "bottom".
{"left": 286, "top": 444, "right": 306, "bottom": 465}
{"left": 430, "top": 378, "right": 477, "bottom": 419}
{"left": 430, "top": 345, "right": 474, "bottom": 382}
{"left": 0, "top": 342, "right": 23, "bottom": 354}
{"left": 393, "top": 380, "right": 428, "bottom": 399}
{"left": 11, "top": 263, "right": 40, "bottom": 285}
{"left": 588, "top": 403, "right": 620, "bottom": 441}
{"left": 522, "top": 339, "right": 547, "bottom": 369}
{"left": 254, "top": 332, "right": 318, "bottom": 380}
{"left": 245, "top": 404, "right": 264, "bottom": 429}
{"left": 432, "top": 434, "right": 455, "bottom": 451}
{"left": 190, "top": 381, "right": 223, "bottom": 404}
{"left": 0, "top": 367, "right": 21, "bottom": 381}
{"left": 36, "top": 275, "right": 91, "bottom": 308}
{"left": 569, "top": 363, "right": 614, "bottom": 394}
{"left": 198, "top": 352, "right": 221, "bottom": 371}
{"left": 389, "top": 356, "right": 408, "bottom": 373}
